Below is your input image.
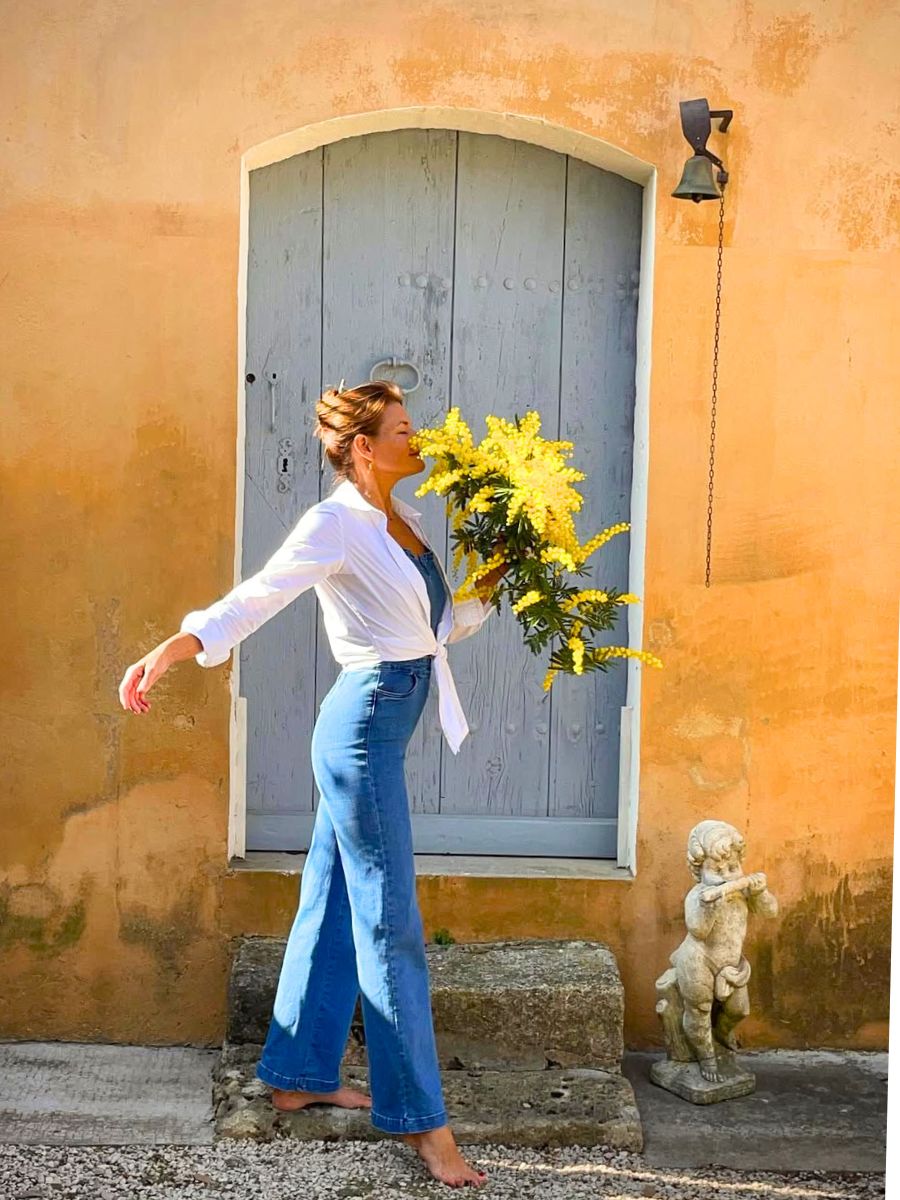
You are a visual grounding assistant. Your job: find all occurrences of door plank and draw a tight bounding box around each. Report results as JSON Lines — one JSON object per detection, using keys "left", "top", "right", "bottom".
{"left": 551, "top": 160, "right": 642, "bottom": 821}
{"left": 441, "top": 132, "right": 567, "bottom": 823}
{"left": 321, "top": 129, "right": 457, "bottom": 814}
{"left": 243, "top": 152, "right": 324, "bottom": 833}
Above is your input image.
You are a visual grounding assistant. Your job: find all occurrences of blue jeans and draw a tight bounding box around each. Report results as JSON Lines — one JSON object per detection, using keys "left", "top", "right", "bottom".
{"left": 255, "top": 653, "right": 448, "bottom": 1134}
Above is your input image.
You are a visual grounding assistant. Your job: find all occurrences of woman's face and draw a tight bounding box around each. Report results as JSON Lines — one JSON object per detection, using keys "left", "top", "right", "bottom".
{"left": 370, "top": 403, "right": 424, "bottom": 478}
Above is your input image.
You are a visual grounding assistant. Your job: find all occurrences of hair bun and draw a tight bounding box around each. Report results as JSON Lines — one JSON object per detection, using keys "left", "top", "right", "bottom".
{"left": 312, "top": 379, "right": 405, "bottom": 484}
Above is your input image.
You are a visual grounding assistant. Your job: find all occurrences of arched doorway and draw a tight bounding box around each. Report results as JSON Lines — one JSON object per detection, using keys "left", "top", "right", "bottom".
{"left": 239, "top": 125, "right": 644, "bottom": 858}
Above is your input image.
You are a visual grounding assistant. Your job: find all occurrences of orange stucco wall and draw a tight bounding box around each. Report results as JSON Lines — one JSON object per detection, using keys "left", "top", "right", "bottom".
{"left": 2, "top": 2, "right": 896, "bottom": 1051}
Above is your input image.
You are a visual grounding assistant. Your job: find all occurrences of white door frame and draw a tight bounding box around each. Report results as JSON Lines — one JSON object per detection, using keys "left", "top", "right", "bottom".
{"left": 226, "top": 107, "right": 657, "bottom": 875}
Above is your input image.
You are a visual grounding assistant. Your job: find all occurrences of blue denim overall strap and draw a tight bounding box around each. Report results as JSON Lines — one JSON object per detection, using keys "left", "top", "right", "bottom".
{"left": 401, "top": 545, "right": 449, "bottom": 636}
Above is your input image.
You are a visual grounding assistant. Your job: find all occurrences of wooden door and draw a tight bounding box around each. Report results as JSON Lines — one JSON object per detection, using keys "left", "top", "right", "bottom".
{"left": 242, "top": 129, "right": 641, "bottom": 857}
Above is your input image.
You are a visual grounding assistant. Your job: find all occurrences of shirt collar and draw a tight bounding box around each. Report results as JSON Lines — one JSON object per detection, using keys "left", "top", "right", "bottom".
{"left": 328, "top": 477, "right": 423, "bottom": 520}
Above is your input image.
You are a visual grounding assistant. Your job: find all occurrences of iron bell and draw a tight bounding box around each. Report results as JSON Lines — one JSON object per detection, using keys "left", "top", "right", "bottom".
{"left": 672, "top": 98, "right": 732, "bottom": 203}
{"left": 672, "top": 154, "right": 722, "bottom": 203}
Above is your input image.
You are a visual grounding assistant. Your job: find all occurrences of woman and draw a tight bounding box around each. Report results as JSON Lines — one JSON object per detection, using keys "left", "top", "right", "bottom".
{"left": 118, "top": 380, "right": 507, "bottom": 1188}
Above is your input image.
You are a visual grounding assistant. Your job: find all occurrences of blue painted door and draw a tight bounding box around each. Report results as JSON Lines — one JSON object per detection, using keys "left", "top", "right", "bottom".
{"left": 242, "top": 129, "right": 641, "bottom": 857}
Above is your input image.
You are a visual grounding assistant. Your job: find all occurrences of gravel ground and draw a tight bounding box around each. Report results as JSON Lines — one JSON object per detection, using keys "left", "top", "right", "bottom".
{"left": 0, "top": 1140, "right": 884, "bottom": 1200}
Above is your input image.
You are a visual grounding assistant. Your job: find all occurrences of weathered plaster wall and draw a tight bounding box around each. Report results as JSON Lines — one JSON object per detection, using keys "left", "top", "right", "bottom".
{"left": 2, "top": 0, "right": 896, "bottom": 1049}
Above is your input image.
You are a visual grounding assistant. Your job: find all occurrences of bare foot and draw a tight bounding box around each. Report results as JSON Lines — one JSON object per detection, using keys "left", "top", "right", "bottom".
{"left": 400, "top": 1124, "right": 487, "bottom": 1187}
{"left": 697, "top": 1055, "right": 724, "bottom": 1083}
{"left": 270, "top": 1084, "right": 372, "bottom": 1112}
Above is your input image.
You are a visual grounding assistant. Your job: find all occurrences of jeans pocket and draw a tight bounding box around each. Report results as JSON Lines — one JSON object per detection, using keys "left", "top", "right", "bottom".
{"left": 376, "top": 665, "right": 419, "bottom": 700}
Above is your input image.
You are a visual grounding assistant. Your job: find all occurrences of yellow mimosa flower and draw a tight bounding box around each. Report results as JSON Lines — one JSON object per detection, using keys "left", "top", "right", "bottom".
{"left": 410, "top": 406, "right": 664, "bottom": 683}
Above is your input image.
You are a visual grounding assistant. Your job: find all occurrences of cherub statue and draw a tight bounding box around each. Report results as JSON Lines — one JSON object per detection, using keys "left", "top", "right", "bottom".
{"left": 653, "top": 819, "right": 778, "bottom": 1092}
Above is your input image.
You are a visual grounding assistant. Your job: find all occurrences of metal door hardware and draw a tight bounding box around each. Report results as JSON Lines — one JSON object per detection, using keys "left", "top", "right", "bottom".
{"left": 264, "top": 368, "right": 279, "bottom": 432}
{"left": 276, "top": 437, "right": 294, "bottom": 493}
{"left": 368, "top": 357, "right": 422, "bottom": 394}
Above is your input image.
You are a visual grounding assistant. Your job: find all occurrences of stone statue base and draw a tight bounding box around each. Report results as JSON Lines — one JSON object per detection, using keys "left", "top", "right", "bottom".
{"left": 649, "top": 1046, "right": 756, "bottom": 1104}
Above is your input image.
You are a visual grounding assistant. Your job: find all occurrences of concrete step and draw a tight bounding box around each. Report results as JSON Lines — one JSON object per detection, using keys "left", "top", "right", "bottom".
{"left": 228, "top": 936, "right": 625, "bottom": 1073}
{"left": 213, "top": 1040, "right": 643, "bottom": 1150}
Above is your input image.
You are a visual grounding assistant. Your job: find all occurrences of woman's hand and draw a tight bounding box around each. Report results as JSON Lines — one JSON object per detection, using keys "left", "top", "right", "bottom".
{"left": 474, "top": 536, "right": 510, "bottom": 599}
{"left": 118, "top": 643, "right": 173, "bottom": 715}
{"left": 489, "top": 535, "right": 510, "bottom": 580}
{"left": 480, "top": 562, "right": 510, "bottom": 588}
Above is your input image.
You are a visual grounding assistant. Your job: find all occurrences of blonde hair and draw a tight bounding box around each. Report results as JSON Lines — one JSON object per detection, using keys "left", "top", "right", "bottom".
{"left": 313, "top": 379, "right": 405, "bottom": 486}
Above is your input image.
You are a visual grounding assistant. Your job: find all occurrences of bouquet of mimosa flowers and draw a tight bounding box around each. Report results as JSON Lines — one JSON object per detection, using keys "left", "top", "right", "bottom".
{"left": 407, "top": 408, "right": 663, "bottom": 692}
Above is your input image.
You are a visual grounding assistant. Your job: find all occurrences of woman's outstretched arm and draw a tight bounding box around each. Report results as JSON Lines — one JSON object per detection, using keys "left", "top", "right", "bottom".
{"left": 118, "top": 506, "right": 344, "bottom": 714}
{"left": 179, "top": 506, "right": 344, "bottom": 667}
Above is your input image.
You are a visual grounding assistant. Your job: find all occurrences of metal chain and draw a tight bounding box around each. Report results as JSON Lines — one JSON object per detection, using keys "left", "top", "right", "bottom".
{"left": 705, "top": 189, "right": 725, "bottom": 588}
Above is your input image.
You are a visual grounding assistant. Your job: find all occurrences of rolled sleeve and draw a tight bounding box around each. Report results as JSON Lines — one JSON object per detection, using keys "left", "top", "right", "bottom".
{"left": 179, "top": 506, "right": 344, "bottom": 668}
{"left": 179, "top": 610, "right": 230, "bottom": 668}
{"left": 446, "top": 594, "right": 497, "bottom": 644}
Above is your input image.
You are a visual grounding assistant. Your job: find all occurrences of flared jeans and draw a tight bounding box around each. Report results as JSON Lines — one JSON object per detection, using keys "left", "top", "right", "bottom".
{"left": 255, "top": 653, "right": 448, "bottom": 1134}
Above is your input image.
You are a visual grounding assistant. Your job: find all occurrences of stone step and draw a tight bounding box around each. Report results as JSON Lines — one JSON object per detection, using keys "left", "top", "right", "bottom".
{"left": 228, "top": 937, "right": 625, "bottom": 1073}
{"left": 213, "top": 1041, "right": 643, "bottom": 1150}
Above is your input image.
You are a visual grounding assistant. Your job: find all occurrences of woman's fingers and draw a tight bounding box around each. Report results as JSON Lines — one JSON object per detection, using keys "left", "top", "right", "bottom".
{"left": 119, "top": 662, "right": 150, "bottom": 714}
{"left": 128, "top": 666, "right": 146, "bottom": 714}
{"left": 118, "top": 664, "right": 139, "bottom": 711}
{"left": 134, "top": 666, "right": 153, "bottom": 713}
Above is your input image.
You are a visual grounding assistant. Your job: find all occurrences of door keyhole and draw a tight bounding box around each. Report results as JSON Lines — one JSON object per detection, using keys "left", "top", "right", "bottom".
{"left": 276, "top": 438, "right": 294, "bottom": 493}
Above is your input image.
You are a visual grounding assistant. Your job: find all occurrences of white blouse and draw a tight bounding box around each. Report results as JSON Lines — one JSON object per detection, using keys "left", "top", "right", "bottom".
{"left": 179, "top": 477, "right": 496, "bottom": 753}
